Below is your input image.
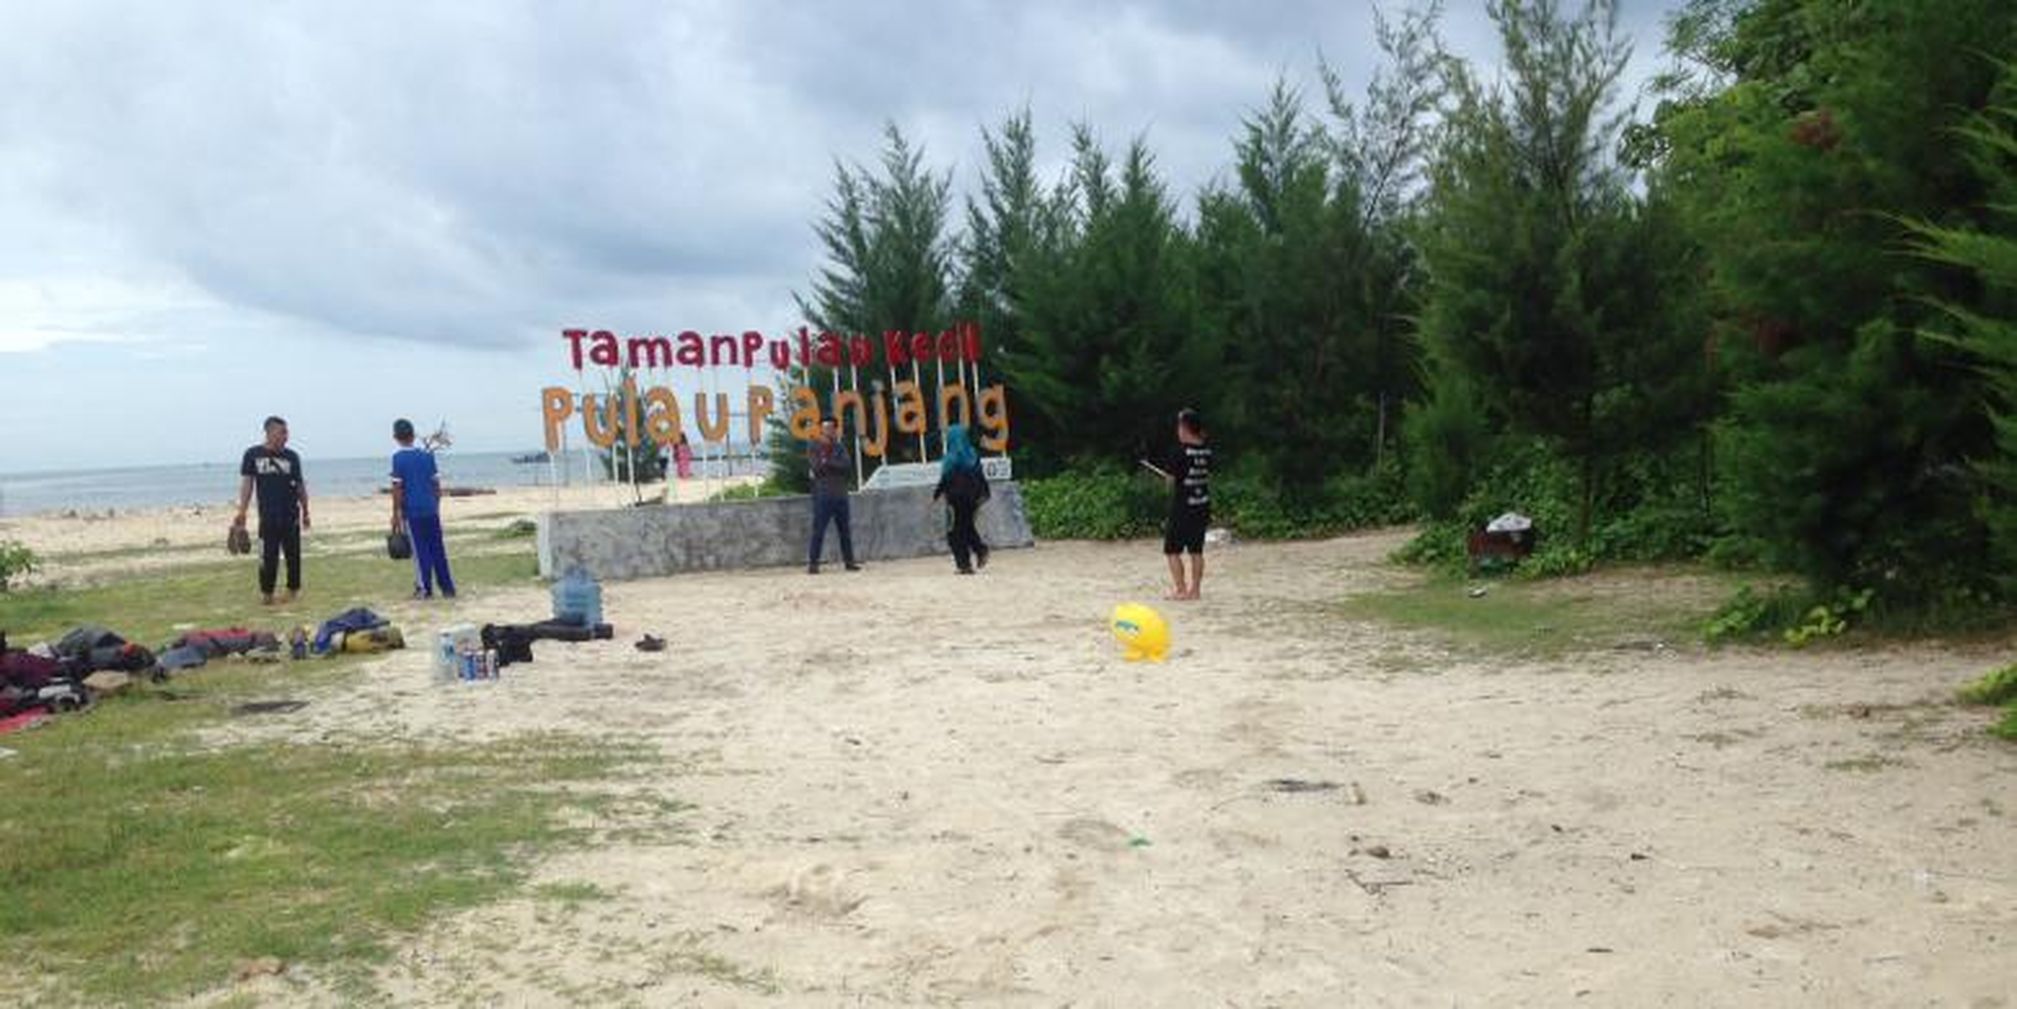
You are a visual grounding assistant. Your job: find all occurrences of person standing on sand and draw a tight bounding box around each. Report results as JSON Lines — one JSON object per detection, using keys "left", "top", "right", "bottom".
{"left": 233, "top": 416, "right": 310, "bottom": 605}
{"left": 806, "top": 417, "right": 861, "bottom": 574}
{"left": 390, "top": 418, "right": 457, "bottom": 599}
{"left": 1161, "top": 408, "right": 1211, "bottom": 600}
{"left": 933, "top": 423, "right": 991, "bottom": 574}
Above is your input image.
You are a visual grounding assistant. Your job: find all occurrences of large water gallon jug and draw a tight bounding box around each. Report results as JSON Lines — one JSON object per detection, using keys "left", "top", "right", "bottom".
{"left": 552, "top": 567, "right": 603, "bottom": 627}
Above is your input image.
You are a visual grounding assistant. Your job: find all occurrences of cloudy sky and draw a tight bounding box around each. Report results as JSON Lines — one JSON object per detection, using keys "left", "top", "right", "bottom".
{"left": 0, "top": 0, "right": 1679, "bottom": 473}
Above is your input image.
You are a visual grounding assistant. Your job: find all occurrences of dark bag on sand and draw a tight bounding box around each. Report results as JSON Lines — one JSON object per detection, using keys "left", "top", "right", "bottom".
{"left": 387, "top": 530, "right": 412, "bottom": 560}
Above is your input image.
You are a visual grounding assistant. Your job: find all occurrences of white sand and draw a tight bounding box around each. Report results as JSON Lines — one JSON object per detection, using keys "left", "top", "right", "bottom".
{"left": 181, "top": 530, "right": 2015, "bottom": 1007}
{"left": 0, "top": 479, "right": 751, "bottom": 586}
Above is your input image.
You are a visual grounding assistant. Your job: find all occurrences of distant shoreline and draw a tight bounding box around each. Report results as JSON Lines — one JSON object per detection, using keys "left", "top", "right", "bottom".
{"left": 0, "top": 448, "right": 769, "bottom": 519}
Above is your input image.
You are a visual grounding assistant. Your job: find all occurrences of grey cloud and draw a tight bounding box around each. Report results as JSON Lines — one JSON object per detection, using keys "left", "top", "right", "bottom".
{"left": 0, "top": 0, "right": 1681, "bottom": 360}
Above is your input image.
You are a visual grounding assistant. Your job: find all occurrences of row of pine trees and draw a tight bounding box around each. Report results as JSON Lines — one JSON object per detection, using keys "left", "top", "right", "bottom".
{"left": 785, "top": 0, "right": 2017, "bottom": 614}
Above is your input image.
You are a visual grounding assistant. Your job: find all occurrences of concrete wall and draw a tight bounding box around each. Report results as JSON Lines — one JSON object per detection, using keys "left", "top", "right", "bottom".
{"left": 537, "top": 482, "right": 1035, "bottom": 581}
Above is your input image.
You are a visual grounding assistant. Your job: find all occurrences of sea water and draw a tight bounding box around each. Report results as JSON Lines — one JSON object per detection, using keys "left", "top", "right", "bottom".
{"left": 0, "top": 448, "right": 768, "bottom": 517}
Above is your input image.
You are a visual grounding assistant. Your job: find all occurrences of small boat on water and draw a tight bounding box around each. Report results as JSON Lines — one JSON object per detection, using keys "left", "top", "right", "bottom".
{"left": 511, "top": 451, "right": 552, "bottom": 465}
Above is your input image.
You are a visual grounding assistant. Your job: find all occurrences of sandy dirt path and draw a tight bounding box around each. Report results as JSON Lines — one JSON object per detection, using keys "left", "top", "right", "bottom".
{"left": 194, "top": 529, "right": 2015, "bottom": 1007}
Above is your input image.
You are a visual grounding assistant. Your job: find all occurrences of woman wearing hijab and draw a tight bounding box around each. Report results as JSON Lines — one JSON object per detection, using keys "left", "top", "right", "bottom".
{"left": 932, "top": 424, "right": 992, "bottom": 574}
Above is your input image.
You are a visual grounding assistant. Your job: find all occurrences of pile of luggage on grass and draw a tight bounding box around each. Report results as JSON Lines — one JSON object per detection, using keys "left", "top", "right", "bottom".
{"left": 0, "top": 608, "right": 409, "bottom": 730}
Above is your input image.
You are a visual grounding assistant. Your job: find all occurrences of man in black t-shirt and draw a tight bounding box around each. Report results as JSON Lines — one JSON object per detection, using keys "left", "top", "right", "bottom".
{"left": 1162, "top": 408, "right": 1211, "bottom": 600}
{"left": 232, "top": 416, "right": 311, "bottom": 604}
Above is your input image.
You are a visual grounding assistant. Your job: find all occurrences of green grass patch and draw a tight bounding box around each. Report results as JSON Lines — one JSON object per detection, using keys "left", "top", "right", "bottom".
{"left": 1958, "top": 664, "right": 2017, "bottom": 706}
{"left": 0, "top": 540, "right": 677, "bottom": 1003}
{"left": 1338, "top": 570, "right": 1720, "bottom": 658}
{"left": 496, "top": 518, "right": 539, "bottom": 539}
{"left": 706, "top": 481, "right": 790, "bottom": 503}
{"left": 0, "top": 546, "right": 538, "bottom": 646}
{"left": 1993, "top": 705, "right": 2017, "bottom": 741}
{"left": 0, "top": 715, "right": 658, "bottom": 1004}
{"left": 0, "top": 665, "right": 665, "bottom": 1003}
{"left": 1955, "top": 665, "right": 2017, "bottom": 742}
{"left": 41, "top": 541, "right": 213, "bottom": 565}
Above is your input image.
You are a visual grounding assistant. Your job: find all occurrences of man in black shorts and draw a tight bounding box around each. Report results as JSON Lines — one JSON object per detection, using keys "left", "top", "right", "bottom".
{"left": 1162, "top": 408, "right": 1211, "bottom": 600}
{"left": 233, "top": 416, "right": 311, "bottom": 605}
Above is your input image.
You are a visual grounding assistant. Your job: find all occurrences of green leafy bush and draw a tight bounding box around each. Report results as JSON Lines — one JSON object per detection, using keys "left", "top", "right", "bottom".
{"left": 1702, "top": 583, "right": 1877, "bottom": 646}
{"left": 1519, "top": 543, "right": 1595, "bottom": 579}
{"left": 1319, "top": 457, "right": 1416, "bottom": 530}
{"left": 0, "top": 539, "right": 37, "bottom": 592}
{"left": 1703, "top": 585, "right": 1772, "bottom": 641}
{"left": 1395, "top": 437, "right": 1717, "bottom": 579}
{"left": 1026, "top": 458, "right": 1413, "bottom": 541}
{"left": 1958, "top": 664, "right": 2017, "bottom": 707}
{"left": 1994, "top": 705, "right": 2017, "bottom": 741}
{"left": 1402, "top": 374, "right": 1490, "bottom": 520}
{"left": 1782, "top": 587, "right": 1874, "bottom": 647}
{"left": 1023, "top": 466, "right": 1164, "bottom": 539}
{"left": 1391, "top": 519, "right": 1467, "bottom": 568}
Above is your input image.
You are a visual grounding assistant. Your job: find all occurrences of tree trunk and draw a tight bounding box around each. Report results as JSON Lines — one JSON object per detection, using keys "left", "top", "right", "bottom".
{"left": 1579, "top": 391, "right": 1596, "bottom": 545}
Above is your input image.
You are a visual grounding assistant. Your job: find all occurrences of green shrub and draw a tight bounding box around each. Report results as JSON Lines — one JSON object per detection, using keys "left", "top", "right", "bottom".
{"left": 1403, "top": 373, "right": 1490, "bottom": 520}
{"left": 1958, "top": 664, "right": 2017, "bottom": 706}
{"left": 1586, "top": 453, "right": 1716, "bottom": 562}
{"left": 1395, "top": 438, "right": 1719, "bottom": 579}
{"left": 1319, "top": 456, "right": 1416, "bottom": 530}
{"left": 1702, "top": 583, "right": 1876, "bottom": 646}
{"left": 1993, "top": 705, "right": 2017, "bottom": 741}
{"left": 1205, "top": 455, "right": 1413, "bottom": 541}
{"left": 1023, "top": 466, "right": 1163, "bottom": 539}
{"left": 0, "top": 539, "right": 36, "bottom": 592}
{"left": 1212, "top": 462, "right": 1304, "bottom": 540}
{"left": 1391, "top": 519, "right": 1467, "bottom": 568}
{"left": 1027, "top": 457, "right": 1412, "bottom": 542}
{"left": 1782, "top": 587, "right": 1874, "bottom": 647}
{"left": 1703, "top": 584, "right": 1772, "bottom": 641}
{"left": 1519, "top": 542, "right": 1595, "bottom": 579}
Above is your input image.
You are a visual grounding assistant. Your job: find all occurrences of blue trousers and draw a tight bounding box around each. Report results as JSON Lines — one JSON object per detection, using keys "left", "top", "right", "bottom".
{"left": 406, "top": 512, "right": 457, "bottom": 596}
{"left": 808, "top": 494, "right": 856, "bottom": 567}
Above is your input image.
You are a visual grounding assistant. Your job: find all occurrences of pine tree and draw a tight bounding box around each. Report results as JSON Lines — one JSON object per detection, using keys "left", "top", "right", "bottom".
{"left": 1655, "top": 0, "right": 2017, "bottom": 598}
{"left": 954, "top": 109, "right": 1074, "bottom": 471}
{"left": 1908, "top": 71, "right": 2017, "bottom": 586}
{"left": 1003, "top": 128, "right": 1213, "bottom": 464}
{"left": 1413, "top": 0, "right": 1704, "bottom": 541}
{"left": 778, "top": 123, "right": 958, "bottom": 489}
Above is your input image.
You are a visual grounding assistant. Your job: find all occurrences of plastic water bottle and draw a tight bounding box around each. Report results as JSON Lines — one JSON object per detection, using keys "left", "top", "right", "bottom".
{"left": 552, "top": 567, "right": 603, "bottom": 626}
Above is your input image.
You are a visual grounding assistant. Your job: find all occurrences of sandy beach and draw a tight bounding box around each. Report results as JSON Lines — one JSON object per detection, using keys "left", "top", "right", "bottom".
{"left": 6, "top": 491, "right": 2014, "bottom": 1006}
{"left": 43, "top": 512, "right": 1980, "bottom": 1007}
{"left": 0, "top": 479, "right": 749, "bottom": 587}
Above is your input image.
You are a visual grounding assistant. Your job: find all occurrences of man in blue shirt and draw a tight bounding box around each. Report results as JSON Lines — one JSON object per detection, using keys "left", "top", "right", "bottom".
{"left": 389, "top": 419, "right": 456, "bottom": 599}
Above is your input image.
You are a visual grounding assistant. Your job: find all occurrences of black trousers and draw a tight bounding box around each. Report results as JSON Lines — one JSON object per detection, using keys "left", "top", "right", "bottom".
{"left": 947, "top": 498, "right": 988, "bottom": 570}
{"left": 259, "top": 523, "right": 302, "bottom": 596}
{"left": 809, "top": 494, "right": 856, "bottom": 567}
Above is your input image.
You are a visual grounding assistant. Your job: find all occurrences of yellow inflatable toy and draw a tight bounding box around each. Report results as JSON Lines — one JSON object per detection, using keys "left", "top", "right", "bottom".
{"left": 1109, "top": 603, "right": 1170, "bottom": 662}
